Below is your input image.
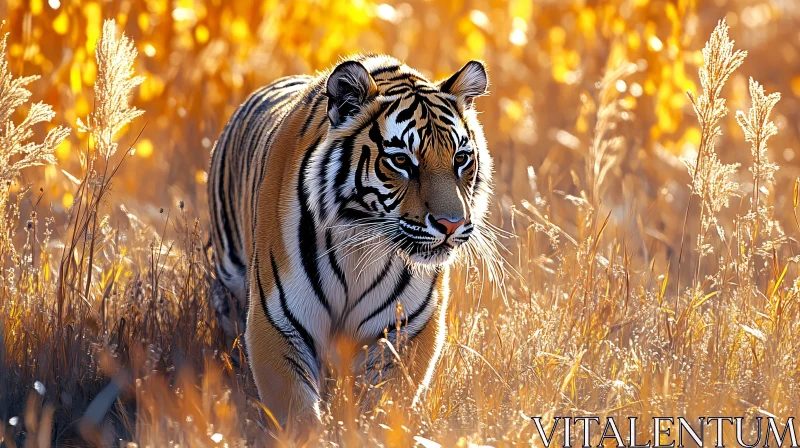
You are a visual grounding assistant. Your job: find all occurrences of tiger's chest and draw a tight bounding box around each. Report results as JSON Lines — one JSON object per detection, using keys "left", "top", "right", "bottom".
{"left": 331, "top": 251, "right": 436, "bottom": 338}
{"left": 277, "top": 223, "right": 440, "bottom": 347}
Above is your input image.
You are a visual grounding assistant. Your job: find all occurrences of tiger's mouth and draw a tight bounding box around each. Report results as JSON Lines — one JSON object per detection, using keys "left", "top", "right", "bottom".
{"left": 399, "top": 239, "right": 463, "bottom": 265}
{"left": 390, "top": 218, "right": 471, "bottom": 265}
{"left": 334, "top": 213, "right": 469, "bottom": 266}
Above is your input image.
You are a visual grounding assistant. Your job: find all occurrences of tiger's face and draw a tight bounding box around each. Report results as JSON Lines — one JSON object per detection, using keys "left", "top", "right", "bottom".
{"left": 370, "top": 94, "right": 483, "bottom": 265}
{"left": 313, "top": 57, "right": 493, "bottom": 267}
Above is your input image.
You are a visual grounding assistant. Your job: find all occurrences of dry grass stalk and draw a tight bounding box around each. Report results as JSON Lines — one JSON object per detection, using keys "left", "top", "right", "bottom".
{"left": 680, "top": 19, "right": 745, "bottom": 291}
{"left": 76, "top": 20, "right": 144, "bottom": 161}
{"left": 586, "top": 61, "right": 637, "bottom": 209}
{"left": 0, "top": 22, "right": 70, "bottom": 252}
{"left": 56, "top": 19, "right": 145, "bottom": 324}
{"left": 736, "top": 77, "right": 781, "bottom": 213}
{"left": 683, "top": 19, "right": 745, "bottom": 231}
{"left": 734, "top": 78, "right": 784, "bottom": 293}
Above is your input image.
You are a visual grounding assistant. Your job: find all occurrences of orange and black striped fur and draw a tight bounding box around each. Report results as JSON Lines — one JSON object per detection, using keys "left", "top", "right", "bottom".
{"left": 208, "top": 54, "right": 495, "bottom": 426}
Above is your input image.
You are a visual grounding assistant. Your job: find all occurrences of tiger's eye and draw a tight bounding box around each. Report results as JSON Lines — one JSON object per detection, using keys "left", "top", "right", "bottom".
{"left": 393, "top": 154, "right": 408, "bottom": 165}
{"left": 454, "top": 153, "right": 466, "bottom": 164}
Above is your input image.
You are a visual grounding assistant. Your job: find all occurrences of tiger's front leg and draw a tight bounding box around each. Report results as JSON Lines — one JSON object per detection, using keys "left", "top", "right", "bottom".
{"left": 245, "top": 263, "right": 324, "bottom": 435}
{"left": 246, "top": 306, "right": 323, "bottom": 431}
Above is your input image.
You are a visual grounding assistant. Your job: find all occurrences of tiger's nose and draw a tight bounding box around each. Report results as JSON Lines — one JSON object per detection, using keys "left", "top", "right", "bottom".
{"left": 434, "top": 217, "right": 465, "bottom": 235}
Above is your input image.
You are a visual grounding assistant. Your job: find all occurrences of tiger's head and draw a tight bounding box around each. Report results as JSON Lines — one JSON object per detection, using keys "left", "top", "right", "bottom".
{"left": 310, "top": 56, "right": 496, "bottom": 268}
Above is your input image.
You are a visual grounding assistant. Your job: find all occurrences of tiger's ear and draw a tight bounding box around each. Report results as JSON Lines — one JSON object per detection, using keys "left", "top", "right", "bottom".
{"left": 437, "top": 60, "right": 489, "bottom": 107}
{"left": 326, "top": 60, "right": 378, "bottom": 125}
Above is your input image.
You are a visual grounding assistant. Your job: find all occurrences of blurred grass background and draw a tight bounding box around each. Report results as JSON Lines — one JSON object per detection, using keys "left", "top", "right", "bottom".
{"left": 2, "top": 0, "right": 800, "bottom": 446}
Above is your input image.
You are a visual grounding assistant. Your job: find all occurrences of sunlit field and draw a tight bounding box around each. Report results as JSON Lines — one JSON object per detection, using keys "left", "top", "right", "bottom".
{"left": 1, "top": 0, "right": 800, "bottom": 446}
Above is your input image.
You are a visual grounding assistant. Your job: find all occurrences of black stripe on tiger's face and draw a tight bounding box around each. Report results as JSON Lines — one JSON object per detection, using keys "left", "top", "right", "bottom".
{"left": 313, "top": 57, "right": 493, "bottom": 268}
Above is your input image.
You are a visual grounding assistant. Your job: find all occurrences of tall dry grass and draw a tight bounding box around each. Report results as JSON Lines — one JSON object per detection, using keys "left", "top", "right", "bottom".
{"left": 0, "top": 7, "right": 799, "bottom": 448}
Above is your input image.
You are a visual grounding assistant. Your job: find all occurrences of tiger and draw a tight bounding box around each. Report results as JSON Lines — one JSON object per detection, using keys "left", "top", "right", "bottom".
{"left": 208, "top": 54, "right": 495, "bottom": 429}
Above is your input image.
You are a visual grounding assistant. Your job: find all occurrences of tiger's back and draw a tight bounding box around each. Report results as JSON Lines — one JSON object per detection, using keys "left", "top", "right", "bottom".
{"left": 208, "top": 74, "right": 317, "bottom": 327}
